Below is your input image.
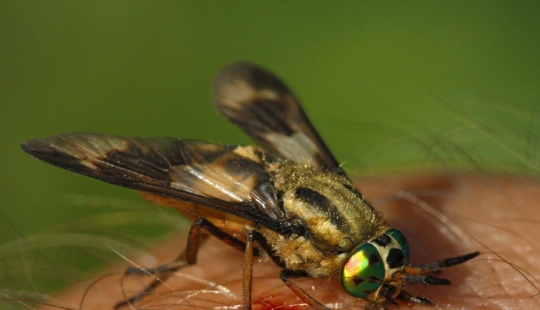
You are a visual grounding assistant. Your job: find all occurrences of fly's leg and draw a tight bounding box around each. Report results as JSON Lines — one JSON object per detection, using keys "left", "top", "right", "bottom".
{"left": 391, "top": 251, "right": 480, "bottom": 306}
{"left": 243, "top": 231, "right": 255, "bottom": 308}
{"left": 279, "top": 270, "right": 329, "bottom": 310}
{"left": 396, "top": 251, "right": 480, "bottom": 285}
{"left": 245, "top": 230, "right": 328, "bottom": 310}
{"left": 115, "top": 217, "right": 257, "bottom": 309}
{"left": 403, "top": 251, "right": 480, "bottom": 276}
{"left": 242, "top": 230, "right": 285, "bottom": 309}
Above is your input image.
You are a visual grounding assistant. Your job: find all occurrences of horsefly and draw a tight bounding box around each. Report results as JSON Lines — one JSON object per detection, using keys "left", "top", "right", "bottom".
{"left": 21, "top": 63, "right": 479, "bottom": 309}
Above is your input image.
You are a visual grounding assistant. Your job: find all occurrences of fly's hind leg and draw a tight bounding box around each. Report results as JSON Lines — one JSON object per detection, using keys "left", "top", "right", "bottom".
{"left": 115, "top": 217, "right": 258, "bottom": 309}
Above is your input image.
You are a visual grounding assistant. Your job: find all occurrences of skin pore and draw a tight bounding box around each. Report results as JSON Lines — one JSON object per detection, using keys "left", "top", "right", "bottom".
{"left": 33, "top": 171, "right": 540, "bottom": 310}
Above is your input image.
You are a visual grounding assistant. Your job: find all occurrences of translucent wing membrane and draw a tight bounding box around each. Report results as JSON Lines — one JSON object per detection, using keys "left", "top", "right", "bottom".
{"left": 21, "top": 133, "right": 296, "bottom": 233}
{"left": 213, "top": 63, "right": 347, "bottom": 177}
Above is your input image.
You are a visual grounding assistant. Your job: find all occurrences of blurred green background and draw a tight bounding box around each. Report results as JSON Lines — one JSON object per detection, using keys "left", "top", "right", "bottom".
{"left": 2, "top": 0, "right": 540, "bottom": 300}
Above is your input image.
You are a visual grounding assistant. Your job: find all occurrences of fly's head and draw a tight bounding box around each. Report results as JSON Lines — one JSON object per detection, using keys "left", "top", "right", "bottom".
{"left": 341, "top": 228, "right": 410, "bottom": 306}
{"left": 341, "top": 228, "right": 479, "bottom": 308}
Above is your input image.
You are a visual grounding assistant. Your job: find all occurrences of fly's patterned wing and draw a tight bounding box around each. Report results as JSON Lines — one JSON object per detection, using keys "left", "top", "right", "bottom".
{"left": 21, "top": 133, "right": 297, "bottom": 234}
{"left": 213, "top": 63, "right": 347, "bottom": 177}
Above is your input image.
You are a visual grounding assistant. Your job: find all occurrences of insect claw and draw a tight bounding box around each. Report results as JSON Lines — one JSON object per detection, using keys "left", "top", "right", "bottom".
{"left": 439, "top": 251, "right": 480, "bottom": 268}
{"left": 397, "top": 290, "right": 434, "bottom": 305}
{"left": 415, "top": 296, "right": 434, "bottom": 305}
{"left": 423, "top": 275, "right": 451, "bottom": 285}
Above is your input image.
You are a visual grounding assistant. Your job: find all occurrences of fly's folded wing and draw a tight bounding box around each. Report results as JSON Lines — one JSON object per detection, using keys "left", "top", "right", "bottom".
{"left": 21, "top": 133, "right": 297, "bottom": 234}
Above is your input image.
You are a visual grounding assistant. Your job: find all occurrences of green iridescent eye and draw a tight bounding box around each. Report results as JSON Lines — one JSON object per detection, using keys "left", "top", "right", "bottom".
{"left": 387, "top": 228, "right": 410, "bottom": 263}
{"left": 341, "top": 243, "right": 385, "bottom": 297}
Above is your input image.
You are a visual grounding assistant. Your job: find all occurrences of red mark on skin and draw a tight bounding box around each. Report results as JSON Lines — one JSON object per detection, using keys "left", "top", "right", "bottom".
{"left": 252, "top": 293, "right": 308, "bottom": 310}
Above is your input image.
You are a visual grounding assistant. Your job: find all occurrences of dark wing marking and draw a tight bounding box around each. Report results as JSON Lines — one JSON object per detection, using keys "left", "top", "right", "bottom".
{"left": 21, "top": 133, "right": 298, "bottom": 234}
{"left": 212, "top": 62, "right": 346, "bottom": 177}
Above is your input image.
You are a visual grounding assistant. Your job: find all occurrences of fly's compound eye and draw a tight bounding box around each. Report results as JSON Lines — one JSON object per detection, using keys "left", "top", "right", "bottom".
{"left": 386, "top": 228, "right": 410, "bottom": 263}
{"left": 341, "top": 228, "right": 411, "bottom": 298}
{"left": 341, "top": 243, "right": 385, "bottom": 298}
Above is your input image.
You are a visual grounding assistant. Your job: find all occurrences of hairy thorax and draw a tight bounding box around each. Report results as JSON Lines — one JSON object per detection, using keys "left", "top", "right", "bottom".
{"left": 263, "top": 161, "right": 387, "bottom": 276}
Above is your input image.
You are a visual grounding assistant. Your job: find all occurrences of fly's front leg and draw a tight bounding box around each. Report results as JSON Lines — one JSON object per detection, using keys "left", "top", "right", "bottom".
{"left": 280, "top": 270, "right": 329, "bottom": 310}
{"left": 391, "top": 251, "right": 480, "bottom": 306}
{"left": 115, "top": 217, "right": 252, "bottom": 309}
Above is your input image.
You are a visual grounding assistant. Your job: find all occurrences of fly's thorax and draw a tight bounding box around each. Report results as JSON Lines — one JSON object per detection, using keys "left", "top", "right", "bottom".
{"left": 341, "top": 228, "right": 410, "bottom": 300}
{"left": 269, "top": 161, "right": 385, "bottom": 253}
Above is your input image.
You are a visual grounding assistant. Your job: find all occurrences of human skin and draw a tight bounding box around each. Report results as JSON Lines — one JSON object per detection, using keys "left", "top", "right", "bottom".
{"left": 37, "top": 172, "right": 540, "bottom": 310}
